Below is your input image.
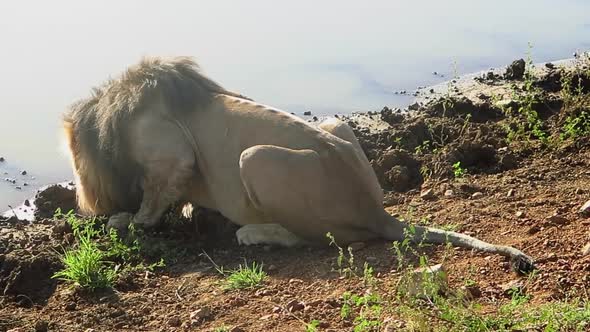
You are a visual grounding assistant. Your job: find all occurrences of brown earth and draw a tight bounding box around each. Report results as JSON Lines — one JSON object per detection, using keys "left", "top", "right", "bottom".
{"left": 1, "top": 55, "right": 590, "bottom": 332}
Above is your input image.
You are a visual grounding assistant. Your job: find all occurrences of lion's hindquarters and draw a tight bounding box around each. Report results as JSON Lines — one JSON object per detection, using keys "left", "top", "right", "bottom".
{"left": 238, "top": 144, "right": 376, "bottom": 244}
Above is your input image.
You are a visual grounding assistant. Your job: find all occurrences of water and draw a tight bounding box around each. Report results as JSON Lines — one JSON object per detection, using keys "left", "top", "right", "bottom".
{"left": 1, "top": 0, "right": 589, "bottom": 209}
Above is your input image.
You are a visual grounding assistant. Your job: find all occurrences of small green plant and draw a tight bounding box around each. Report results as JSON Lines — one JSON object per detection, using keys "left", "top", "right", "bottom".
{"left": 52, "top": 209, "right": 163, "bottom": 291}
{"left": 341, "top": 291, "right": 383, "bottom": 332}
{"left": 223, "top": 261, "right": 267, "bottom": 290}
{"left": 304, "top": 320, "right": 320, "bottom": 332}
{"left": 326, "top": 232, "right": 357, "bottom": 277}
{"left": 213, "top": 326, "right": 230, "bottom": 332}
{"left": 414, "top": 140, "right": 431, "bottom": 155}
{"left": 452, "top": 161, "right": 466, "bottom": 178}
{"left": 561, "top": 110, "right": 590, "bottom": 140}
{"left": 52, "top": 226, "right": 116, "bottom": 290}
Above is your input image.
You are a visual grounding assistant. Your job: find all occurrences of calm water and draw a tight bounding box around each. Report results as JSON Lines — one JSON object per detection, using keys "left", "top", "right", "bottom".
{"left": 1, "top": 0, "right": 589, "bottom": 209}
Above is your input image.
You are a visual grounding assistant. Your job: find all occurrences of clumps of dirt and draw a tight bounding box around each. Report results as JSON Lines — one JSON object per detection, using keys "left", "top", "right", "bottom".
{"left": 0, "top": 251, "right": 61, "bottom": 306}
{"left": 372, "top": 149, "right": 422, "bottom": 192}
{"left": 380, "top": 106, "right": 404, "bottom": 125}
{"left": 34, "top": 184, "right": 77, "bottom": 219}
{"left": 504, "top": 58, "right": 526, "bottom": 80}
{"left": 422, "top": 96, "right": 504, "bottom": 122}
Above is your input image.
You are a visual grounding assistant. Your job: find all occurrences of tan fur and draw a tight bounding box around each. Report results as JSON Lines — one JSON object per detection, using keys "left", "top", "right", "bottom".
{"left": 63, "top": 56, "right": 534, "bottom": 273}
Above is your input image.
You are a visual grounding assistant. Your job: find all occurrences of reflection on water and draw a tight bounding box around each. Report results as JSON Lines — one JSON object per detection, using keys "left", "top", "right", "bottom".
{"left": 0, "top": 0, "right": 589, "bottom": 208}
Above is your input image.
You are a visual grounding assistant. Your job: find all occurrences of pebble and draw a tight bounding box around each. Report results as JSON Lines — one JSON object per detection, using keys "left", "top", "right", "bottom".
{"left": 444, "top": 189, "right": 454, "bottom": 197}
{"left": 507, "top": 189, "right": 515, "bottom": 197}
{"left": 189, "top": 306, "right": 212, "bottom": 321}
{"left": 515, "top": 211, "right": 525, "bottom": 218}
{"left": 582, "top": 243, "right": 590, "bottom": 256}
{"left": 546, "top": 214, "right": 568, "bottom": 225}
{"left": 420, "top": 188, "right": 435, "bottom": 200}
{"left": 286, "top": 299, "right": 305, "bottom": 312}
{"left": 407, "top": 264, "right": 447, "bottom": 297}
{"left": 167, "top": 317, "right": 181, "bottom": 327}
{"left": 34, "top": 321, "right": 49, "bottom": 332}
{"left": 0, "top": 157, "right": 4, "bottom": 162}
{"left": 579, "top": 200, "right": 590, "bottom": 217}
{"left": 20, "top": 170, "right": 27, "bottom": 175}
{"left": 471, "top": 192, "right": 484, "bottom": 199}
{"left": 303, "top": 111, "right": 312, "bottom": 116}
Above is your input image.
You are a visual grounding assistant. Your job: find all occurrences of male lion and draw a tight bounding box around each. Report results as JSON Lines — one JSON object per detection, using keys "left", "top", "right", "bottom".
{"left": 63, "top": 56, "right": 533, "bottom": 272}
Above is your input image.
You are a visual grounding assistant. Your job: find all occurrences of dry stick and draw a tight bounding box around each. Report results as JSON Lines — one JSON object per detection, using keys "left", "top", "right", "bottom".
{"left": 175, "top": 278, "right": 187, "bottom": 301}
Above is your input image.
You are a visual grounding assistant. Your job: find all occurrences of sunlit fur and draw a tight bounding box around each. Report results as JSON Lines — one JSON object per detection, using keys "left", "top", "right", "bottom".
{"left": 62, "top": 56, "right": 246, "bottom": 215}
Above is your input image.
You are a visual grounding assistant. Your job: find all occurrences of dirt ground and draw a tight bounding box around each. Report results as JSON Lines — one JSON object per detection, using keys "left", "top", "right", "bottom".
{"left": 1, "top": 54, "right": 590, "bottom": 332}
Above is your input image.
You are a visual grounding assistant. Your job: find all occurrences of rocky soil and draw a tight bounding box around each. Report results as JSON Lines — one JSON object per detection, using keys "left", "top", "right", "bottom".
{"left": 1, "top": 53, "right": 590, "bottom": 331}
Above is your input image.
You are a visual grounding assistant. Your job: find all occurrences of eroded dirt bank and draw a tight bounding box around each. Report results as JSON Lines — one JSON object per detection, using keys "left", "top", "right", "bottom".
{"left": 1, "top": 53, "right": 590, "bottom": 332}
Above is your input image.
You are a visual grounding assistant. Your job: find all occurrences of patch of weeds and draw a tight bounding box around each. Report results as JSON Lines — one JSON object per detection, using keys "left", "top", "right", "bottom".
{"left": 213, "top": 326, "right": 230, "bottom": 332}
{"left": 304, "top": 320, "right": 320, "bottom": 332}
{"left": 222, "top": 261, "right": 267, "bottom": 290}
{"left": 561, "top": 110, "right": 590, "bottom": 141}
{"left": 52, "top": 209, "right": 164, "bottom": 291}
{"left": 341, "top": 291, "right": 383, "bottom": 332}
{"left": 392, "top": 234, "right": 590, "bottom": 331}
{"left": 52, "top": 224, "right": 116, "bottom": 290}
{"left": 414, "top": 140, "right": 431, "bottom": 155}
{"left": 362, "top": 262, "right": 376, "bottom": 287}
{"left": 326, "top": 232, "right": 357, "bottom": 278}
{"left": 504, "top": 43, "right": 549, "bottom": 144}
{"left": 452, "top": 161, "right": 466, "bottom": 178}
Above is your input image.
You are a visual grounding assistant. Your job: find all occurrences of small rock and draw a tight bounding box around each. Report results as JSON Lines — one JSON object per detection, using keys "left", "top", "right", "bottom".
{"left": 407, "top": 264, "right": 447, "bottom": 298}
{"left": 579, "top": 200, "right": 590, "bottom": 217}
{"left": 168, "top": 316, "right": 181, "bottom": 327}
{"left": 23, "top": 182, "right": 28, "bottom": 186}
{"left": 444, "top": 189, "right": 454, "bottom": 197}
{"left": 289, "top": 278, "right": 304, "bottom": 284}
{"left": 545, "top": 62, "right": 555, "bottom": 69}
{"left": 303, "top": 111, "right": 312, "bottom": 116}
{"left": 429, "top": 88, "right": 435, "bottom": 93}
{"left": 408, "top": 102, "right": 421, "bottom": 111}
{"left": 527, "top": 225, "right": 541, "bottom": 235}
{"left": 546, "top": 214, "right": 568, "bottom": 225}
{"left": 189, "top": 306, "right": 212, "bottom": 321}
{"left": 515, "top": 211, "right": 525, "bottom": 218}
{"left": 15, "top": 186, "right": 22, "bottom": 190}
{"left": 348, "top": 242, "right": 365, "bottom": 251}
{"left": 0, "top": 157, "right": 4, "bottom": 162}
{"left": 501, "top": 280, "right": 524, "bottom": 296}
{"left": 65, "top": 302, "right": 77, "bottom": 311}
{"left": 312, "top": 116, "right": 318, "bottom": 121}
{"left": 20, "top": 170, "right": 27, "bottom": 175}
{"left": 34, "top": 321, "right": 49, "bottom": 332}
{"left": 471, "top": 192, "right": 484, "bottom": 199}
{"left": 286, "top": 299, "right": 305, "bottom": 312}
{"left": 460, "top": 285, "right": 482, "bottom": 299}
{"left": 432, "top": 71, "right": 438, "bottom": 75}
{"left": 507, "top": 189, "right": 515, "bottom": 197}
{"left": 582, "top": 243, "right": 590, "bottom": 256}
{"left": 24, "top": 199, "right": 30, "bottom": 207}
{"left": 420, "top": 188, "right": 435, "bottom": 200}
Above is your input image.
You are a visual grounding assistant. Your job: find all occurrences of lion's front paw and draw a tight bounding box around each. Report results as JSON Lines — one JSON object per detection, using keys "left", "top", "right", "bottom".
{"left": 107, "top": 212, "right": 133, "bottom": 233}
